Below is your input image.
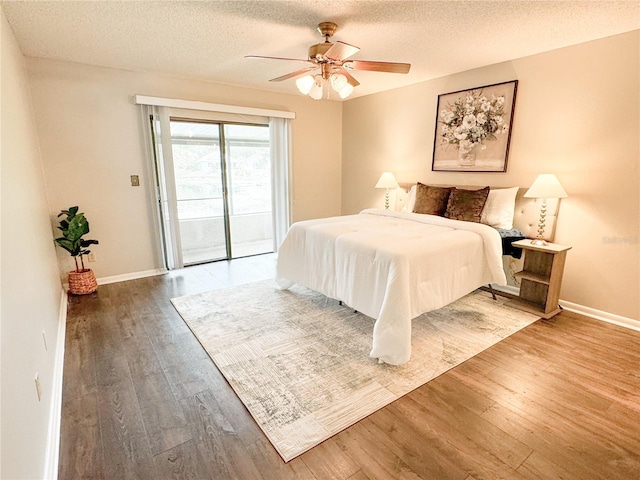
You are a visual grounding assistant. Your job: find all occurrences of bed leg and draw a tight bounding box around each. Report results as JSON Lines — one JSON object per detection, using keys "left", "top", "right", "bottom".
{"left": 338, "top": 300, "right": 357, "bottom": 313}
{"left": 337, "top": 300, "right": 357, "bottom": 312}
{"left": 487, "top": 284, "right": 497, "bottom": 301}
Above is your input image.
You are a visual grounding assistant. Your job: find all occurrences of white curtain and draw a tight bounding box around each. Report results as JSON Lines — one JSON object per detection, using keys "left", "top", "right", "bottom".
{"left": 269, "top": 117, "right": 292, "bottom": 251}
{"left": 140, "top": 105, "right": 184, "bottom": 270}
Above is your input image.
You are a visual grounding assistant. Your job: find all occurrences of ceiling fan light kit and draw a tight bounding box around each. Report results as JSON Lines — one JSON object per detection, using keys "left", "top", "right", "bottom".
{"left": 246, "top": 22, "right": 411, "bottom": 100}
{"left": 295, "top": 71, "right": 353, "bottom": 100}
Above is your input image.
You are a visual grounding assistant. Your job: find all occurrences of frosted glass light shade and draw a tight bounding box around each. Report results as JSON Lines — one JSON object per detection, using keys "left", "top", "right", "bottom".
{"left": 375, "top": 172, "right": 400, "bottom": 189}
{"left": 296, "top": 75, "right": 315, "bottom": 95}
{"left": 330, "top": 73, "right": 348, "bottom": 91}
{"left": 308, "top": 79, "right": 323, "bottom": 100}
{"left": 338, "top": 83, "right": 354, "bottom": 99}
{"left": 524, "top": 174, "right": 568, "bottom": 198}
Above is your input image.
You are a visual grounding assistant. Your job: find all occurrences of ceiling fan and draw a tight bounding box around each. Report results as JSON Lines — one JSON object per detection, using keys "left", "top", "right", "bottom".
{"left": 245, "top": 22, "right": 411, "bottom": 99}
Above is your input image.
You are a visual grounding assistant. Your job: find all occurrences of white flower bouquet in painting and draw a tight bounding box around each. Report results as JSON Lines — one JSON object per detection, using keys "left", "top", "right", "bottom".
{"left": 438, "top": 90, "right": 510, "bottom": 165}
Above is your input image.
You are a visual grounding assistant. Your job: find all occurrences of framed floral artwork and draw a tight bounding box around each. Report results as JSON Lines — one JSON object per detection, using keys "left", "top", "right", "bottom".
{"left": 431, "top": 80, "right": 518, "bottom": 172}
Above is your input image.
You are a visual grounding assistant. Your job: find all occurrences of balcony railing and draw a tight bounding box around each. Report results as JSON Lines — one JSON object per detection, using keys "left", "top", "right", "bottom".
{"left": 179, "top": 212, "right": 273, "bottom": 264}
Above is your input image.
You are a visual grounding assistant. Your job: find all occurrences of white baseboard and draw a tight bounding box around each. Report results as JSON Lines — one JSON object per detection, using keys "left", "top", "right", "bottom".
{"left": 97, "top": 268, "right": 166, "bottom": 285}
{"left": 491, "top": 284, "right": 519, "bottom": 296}
{"left": 559, "top": 301, "right": 640, "bottom": 332}
{"left": 63, "top": 269, "right": 167, "bottom": 292}
{"left": 44, "top": 289, "right": 67, "bottom": 480}
{"left": 490, "top": 284, "right": 640, "bottom": 332}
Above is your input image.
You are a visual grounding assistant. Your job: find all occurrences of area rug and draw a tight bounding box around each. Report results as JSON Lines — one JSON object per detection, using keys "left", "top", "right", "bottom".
{"left": 171, "top": 280, "right": 538, "bottom": 462}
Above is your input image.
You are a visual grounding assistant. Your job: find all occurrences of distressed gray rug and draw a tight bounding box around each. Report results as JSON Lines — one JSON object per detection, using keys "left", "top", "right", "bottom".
{"left": 171, "top": 280, "right": 538, "bottom": 462}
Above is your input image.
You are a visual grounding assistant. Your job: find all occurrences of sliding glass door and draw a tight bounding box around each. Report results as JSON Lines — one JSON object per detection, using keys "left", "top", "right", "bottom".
{"left": 169, "top": 119, "right": 273, "bottom": 265}
{"left": 224, "top": 125, "right": 273, "bottom": 258}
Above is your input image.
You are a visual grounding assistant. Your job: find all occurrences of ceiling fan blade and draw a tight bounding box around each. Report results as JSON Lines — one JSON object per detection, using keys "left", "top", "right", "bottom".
{"left": 344, "top": 60, "right": 411, "bottom": 74}
{"left": 269, "top": 66, "right": 318, "bottom": 82}
{"left": 245, "top": 55, "right": 313, "bottom": 64}
{"left": 324, "top": 41, "right": 360, "bottom": 61}
{"left": 336, "top": 68, "right": 360, "bottom": 87}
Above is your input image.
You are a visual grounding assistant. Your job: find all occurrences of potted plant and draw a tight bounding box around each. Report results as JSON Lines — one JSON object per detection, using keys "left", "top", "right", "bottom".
{"left": 55, "top": 206, "right": 99, "bottom": 294}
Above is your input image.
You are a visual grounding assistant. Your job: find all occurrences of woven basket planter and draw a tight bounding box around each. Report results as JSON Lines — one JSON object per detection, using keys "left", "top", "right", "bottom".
{"left": 68, "top": 269, "right": 98, "bottom": 295}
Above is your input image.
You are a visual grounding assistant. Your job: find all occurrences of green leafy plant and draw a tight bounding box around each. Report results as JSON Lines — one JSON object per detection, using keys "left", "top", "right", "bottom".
{"left": 55, "top": 206, "right": 99, "bottom": 273}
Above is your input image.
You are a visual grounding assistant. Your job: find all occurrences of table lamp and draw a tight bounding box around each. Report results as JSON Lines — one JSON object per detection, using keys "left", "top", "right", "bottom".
{"left": 524, "top": 173, "right": 568, "bottom": 245}
{"left": 375, "top": 172, "right": 399, "bottom": 210}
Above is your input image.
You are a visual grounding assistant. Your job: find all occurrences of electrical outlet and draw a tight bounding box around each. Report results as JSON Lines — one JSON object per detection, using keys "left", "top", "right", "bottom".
{"left": 35, "top": 374, "right": 42, "bottom": 402}
{"left": 130, "top": 174, "right": 140, "bottom": 187}
{"left": 88, "top": 252, "right": 96, "bottom": 262}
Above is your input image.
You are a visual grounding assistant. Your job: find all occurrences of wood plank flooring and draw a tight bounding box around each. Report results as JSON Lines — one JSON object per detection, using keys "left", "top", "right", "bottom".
{"left": 59, "top": 254, "right": 640, "bottom": 479}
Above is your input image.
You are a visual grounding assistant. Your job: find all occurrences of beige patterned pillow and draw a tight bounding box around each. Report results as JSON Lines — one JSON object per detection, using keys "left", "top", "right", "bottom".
{"left": 413, "top": 183, "right": 453, "bottom": 216}
{"left": 444, "top": 187, "right": 490, "bottom": 222}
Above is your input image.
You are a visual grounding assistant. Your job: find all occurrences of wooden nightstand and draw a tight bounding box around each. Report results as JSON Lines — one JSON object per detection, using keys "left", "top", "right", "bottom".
{"left": 509, "top": 239, "right": 571, "bottom": 319}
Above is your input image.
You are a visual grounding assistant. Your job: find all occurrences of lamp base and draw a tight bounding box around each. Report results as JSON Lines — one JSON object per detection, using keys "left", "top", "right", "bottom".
{"left": 532, "top": 199, "right": 549, "bottom": 246}
{"left": 530, "top": 238, "right": 549, "bottom": 246}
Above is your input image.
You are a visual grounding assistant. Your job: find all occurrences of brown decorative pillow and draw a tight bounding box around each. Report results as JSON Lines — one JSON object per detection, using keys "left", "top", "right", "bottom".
{"left": 444, "top": 186, "right": 490, "bottom": 222}
{"left": 413, "top": 183, "right": 453, "bottom": 216}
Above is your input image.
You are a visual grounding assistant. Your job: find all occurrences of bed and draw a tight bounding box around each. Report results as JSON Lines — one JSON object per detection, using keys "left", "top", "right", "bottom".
{"left": 276, "top": 184, "right": 560, "bottom": 365}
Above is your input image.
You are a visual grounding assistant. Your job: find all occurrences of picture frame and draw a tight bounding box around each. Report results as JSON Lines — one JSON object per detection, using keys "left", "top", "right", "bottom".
{"left": 431, "top": 80, "right": 518, "bottom": 172}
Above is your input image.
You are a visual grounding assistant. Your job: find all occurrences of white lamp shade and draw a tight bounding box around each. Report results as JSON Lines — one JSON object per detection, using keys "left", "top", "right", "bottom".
{"left": 308, "top": 79, "right": 323, "bottom": 100}
{"left": 524, "top": 174, "right": 568, "bottom": 199}
{"left": 330, "top": 73, "right": 348, "bottom": 92}
{"left": 296, "top": 75, "right": 314, "bottom": 95}
{"left": 338, "top": 83, "right": 354, "bottom": 99}
{"left": 375, "top": 172, "right": 400, "bottom": 189}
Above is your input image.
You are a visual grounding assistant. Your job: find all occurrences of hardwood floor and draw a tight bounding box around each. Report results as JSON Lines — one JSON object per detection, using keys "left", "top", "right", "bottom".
{"left": 59, "top": 254, "right": 640, "bottom": 479}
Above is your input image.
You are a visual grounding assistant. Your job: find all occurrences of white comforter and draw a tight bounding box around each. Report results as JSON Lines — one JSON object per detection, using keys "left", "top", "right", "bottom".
{"left": 276, "top": 209, "right": 507, "bottom": 365}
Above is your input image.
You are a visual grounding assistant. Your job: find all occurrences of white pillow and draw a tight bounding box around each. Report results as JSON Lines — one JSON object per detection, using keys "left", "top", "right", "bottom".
{"left": 481, "top": 187, "right": 519, "bottom": 229}
{"left": 401, "top": 184, "right": 417, "bottom": 213}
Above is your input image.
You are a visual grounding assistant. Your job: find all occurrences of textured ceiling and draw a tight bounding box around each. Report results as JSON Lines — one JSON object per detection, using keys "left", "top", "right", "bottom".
{"left": 3, "top": 1, "right": 639, "bottom": 99}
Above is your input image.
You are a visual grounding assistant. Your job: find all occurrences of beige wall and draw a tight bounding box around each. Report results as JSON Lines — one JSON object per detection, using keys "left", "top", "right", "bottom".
{"left": 342, "top": 31, "right": 640, "bottom": 320}
{"left": 0, "top": 11, "right": 64, "bottom": 479}
{"left": 27, "top": 59, "right": 343, "bottom": 280}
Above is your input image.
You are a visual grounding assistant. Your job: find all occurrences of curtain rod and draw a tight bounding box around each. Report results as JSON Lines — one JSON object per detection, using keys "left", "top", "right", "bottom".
{"left": 134, "top": 95, "right": 296, "bottom": 119}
